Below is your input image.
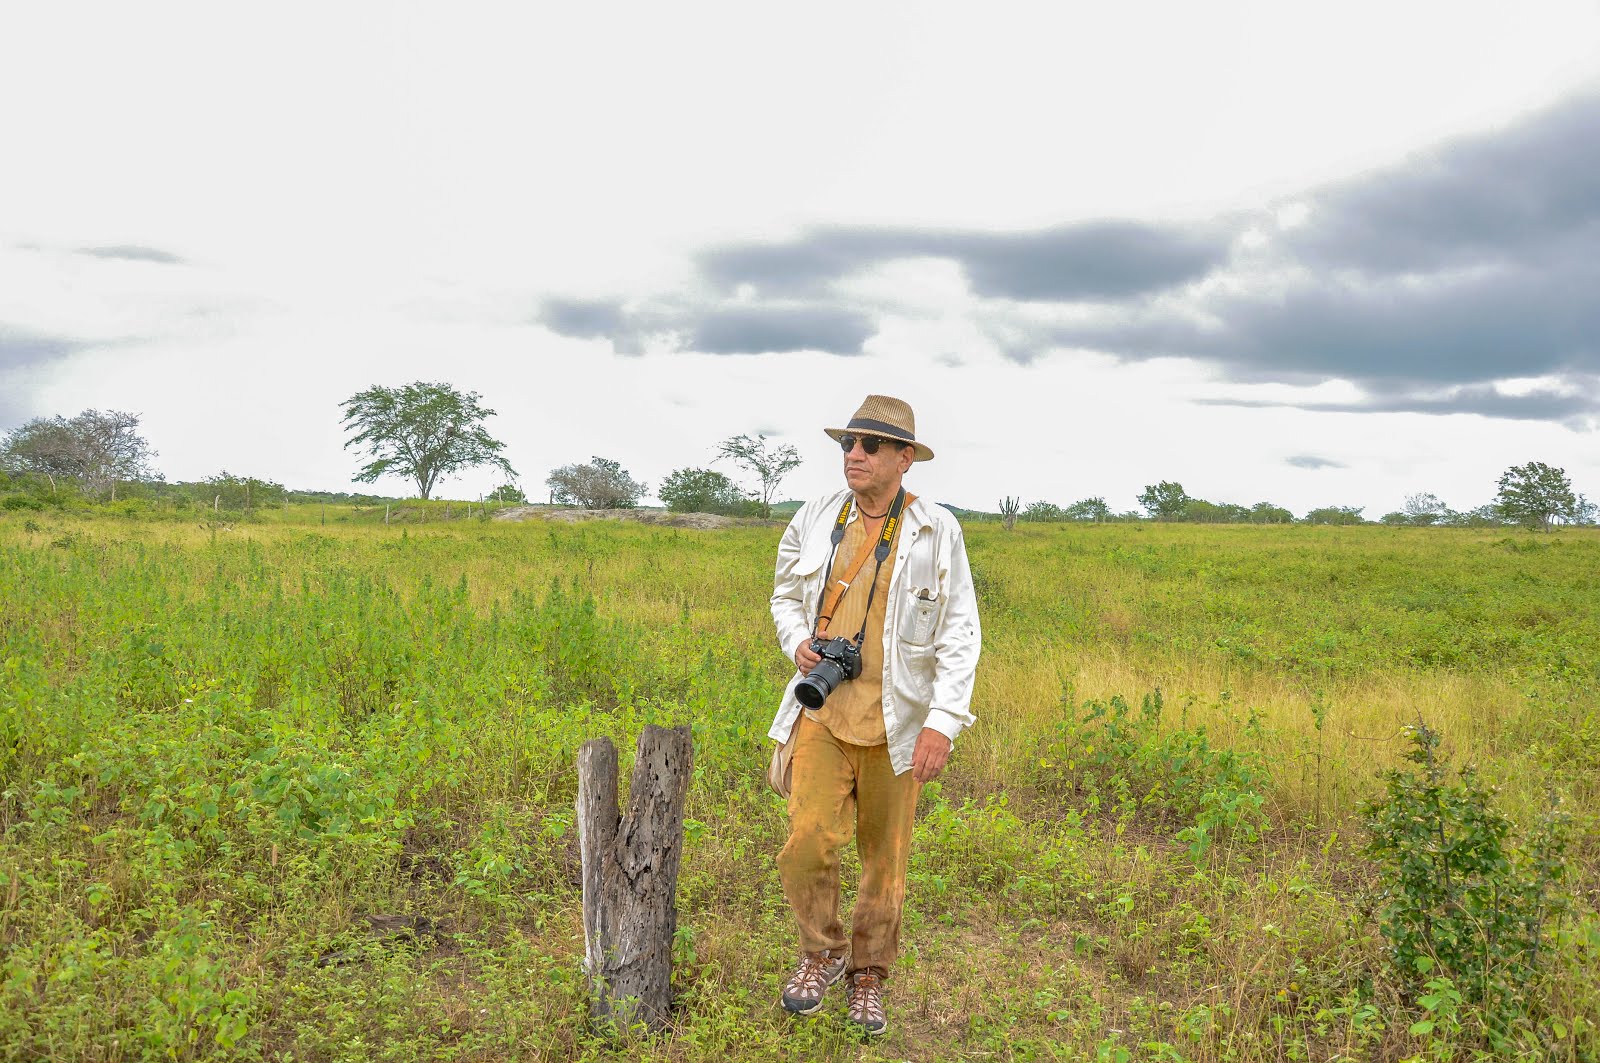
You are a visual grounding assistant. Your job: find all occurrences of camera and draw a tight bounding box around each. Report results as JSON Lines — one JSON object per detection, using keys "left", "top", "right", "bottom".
{"left": 795, "top": 636, "right": 863, "bottom": 709}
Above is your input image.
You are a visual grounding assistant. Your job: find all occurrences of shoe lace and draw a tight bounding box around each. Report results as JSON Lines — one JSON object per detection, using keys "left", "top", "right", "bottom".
{"left": 787, "top": 952, "right": 833, "bottom": 995}
{"left": 848, "top": 970, "right": 885, "bottom": 1022}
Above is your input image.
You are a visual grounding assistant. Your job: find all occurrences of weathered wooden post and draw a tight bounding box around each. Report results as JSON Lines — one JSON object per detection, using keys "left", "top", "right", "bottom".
{"left": 576, "top": 724, "right": 692, "bottom": 1034}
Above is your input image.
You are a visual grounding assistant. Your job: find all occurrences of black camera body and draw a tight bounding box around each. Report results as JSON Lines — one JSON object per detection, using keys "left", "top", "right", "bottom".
{"left": 795, "top": 636, "right": 863, "bottom": 709}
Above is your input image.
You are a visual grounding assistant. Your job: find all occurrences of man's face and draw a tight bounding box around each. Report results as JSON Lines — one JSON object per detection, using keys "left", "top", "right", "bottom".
{"left": 841, "top": 433, "right": 914, "bottom": 497}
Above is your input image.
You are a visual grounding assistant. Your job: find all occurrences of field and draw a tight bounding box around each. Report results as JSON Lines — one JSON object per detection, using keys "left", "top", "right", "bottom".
{"left": 2, "top": 507, "right": 1598, "bottom": 1061}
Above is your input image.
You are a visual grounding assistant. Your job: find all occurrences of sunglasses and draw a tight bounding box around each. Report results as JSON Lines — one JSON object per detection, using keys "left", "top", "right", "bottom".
{"left": 838, "top": 433, "right": 905, "bottom": 455}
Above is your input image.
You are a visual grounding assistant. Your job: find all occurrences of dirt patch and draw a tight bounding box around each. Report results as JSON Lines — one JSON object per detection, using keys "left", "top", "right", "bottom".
{"left": 492, "top": 506, "right": 783, "bottom": 530}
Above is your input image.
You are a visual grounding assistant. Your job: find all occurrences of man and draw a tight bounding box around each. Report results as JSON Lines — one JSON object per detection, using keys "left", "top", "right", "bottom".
{"left": 768, "top": 394, "right": 982, "bottom": 1036}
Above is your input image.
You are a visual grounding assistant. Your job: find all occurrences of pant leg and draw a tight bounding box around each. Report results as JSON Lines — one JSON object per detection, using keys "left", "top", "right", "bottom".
{"left": 778, "top": 715, "right": 857, "bottom": 956}
{"left": 847, "top": 741, "right": 920, "bottom": 973}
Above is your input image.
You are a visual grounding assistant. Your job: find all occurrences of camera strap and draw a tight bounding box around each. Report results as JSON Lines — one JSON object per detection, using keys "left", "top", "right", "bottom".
{"left": 851, "top": 487, "right": 907, "bottom": 644}
{"left": 813, "top": 487, "right": 911, "bottom": 639}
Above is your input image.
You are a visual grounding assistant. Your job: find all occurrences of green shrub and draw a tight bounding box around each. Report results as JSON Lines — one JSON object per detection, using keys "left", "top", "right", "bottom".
{"left": 1362, "top": 721, "right": 1570, "bottom": 1033}
{"left": 1041, "top": 691, "right": 1270, "bottom": 860}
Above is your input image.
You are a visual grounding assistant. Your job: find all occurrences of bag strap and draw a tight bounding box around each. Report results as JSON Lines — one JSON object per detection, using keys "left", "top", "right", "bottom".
{"left": 815, "top": 490, "right": 915, "bottom": 633}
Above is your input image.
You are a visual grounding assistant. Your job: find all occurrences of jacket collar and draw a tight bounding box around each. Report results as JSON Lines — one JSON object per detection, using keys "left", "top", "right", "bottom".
{"left": 831, "top": 487, "right": 935, "bottom": 529}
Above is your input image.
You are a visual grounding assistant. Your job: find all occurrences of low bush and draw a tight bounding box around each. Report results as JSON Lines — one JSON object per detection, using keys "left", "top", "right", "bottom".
{"left": 1040, "top": 690, "right": 1271, "bottom": 860}
{"left": 1362, "top": 721, "right": 1571, "bottom": 1041}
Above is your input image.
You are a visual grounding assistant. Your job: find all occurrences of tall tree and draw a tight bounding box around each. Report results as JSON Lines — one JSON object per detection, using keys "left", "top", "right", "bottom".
{"left": 715, "top": 434, "right": 801, "bottom": 519}
{"left": 1495, "top": 461, "right": 1577, "bottom": 532}
{"left": 1137, "top": 480, "right": 1189, "bottom": 520}
{"left": 340, "top": 382, "right": 514, "bottom": 500}
{"left": 1, "top": 409, "right": 158, "bottom": 499}
{"left": 547, "top": 456, "right": 647, "bottom": 509}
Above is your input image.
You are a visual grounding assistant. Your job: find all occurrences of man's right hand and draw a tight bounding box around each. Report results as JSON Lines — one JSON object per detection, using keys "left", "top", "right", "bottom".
{"left": 794, "top": 633, "right": 823, "bottom": 674}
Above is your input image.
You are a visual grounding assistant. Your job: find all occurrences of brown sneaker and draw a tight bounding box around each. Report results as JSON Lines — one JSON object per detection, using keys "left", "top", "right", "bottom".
{"left": 781, "top": 949, "right": 847, "bottom": 1015}
{"left": 846, "top": 968, "right": 888, "bottom": 1035}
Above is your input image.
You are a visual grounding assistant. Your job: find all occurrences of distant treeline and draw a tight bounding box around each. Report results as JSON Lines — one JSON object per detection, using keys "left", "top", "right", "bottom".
{"left": 958, "top": 471, "right": 1596, "bottom": 532}
{"left": 1, "top": 404, "right": 1593, "bottom": 531}
{"left": 0, "top": 470, "right": 406, "bottom": 514}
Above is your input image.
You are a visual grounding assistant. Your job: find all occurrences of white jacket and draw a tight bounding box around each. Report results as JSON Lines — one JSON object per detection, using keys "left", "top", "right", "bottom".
{"left": 768, "top": 489, "right": 982, "bottom": 775}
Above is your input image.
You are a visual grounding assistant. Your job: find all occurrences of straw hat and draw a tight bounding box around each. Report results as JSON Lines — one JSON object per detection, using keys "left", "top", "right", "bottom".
{"left": 824, "top": 394, "right": 934, "bottom": 462}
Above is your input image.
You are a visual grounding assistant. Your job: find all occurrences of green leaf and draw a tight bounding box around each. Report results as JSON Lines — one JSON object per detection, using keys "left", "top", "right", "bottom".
{"left": 1409, "top": 1019, "right": 1435, "bottom": 1036}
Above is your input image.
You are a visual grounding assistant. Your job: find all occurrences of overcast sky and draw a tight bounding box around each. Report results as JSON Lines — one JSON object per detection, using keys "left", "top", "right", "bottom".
{"left": 3, "top": 2, "right": 1598, "bottom": 515}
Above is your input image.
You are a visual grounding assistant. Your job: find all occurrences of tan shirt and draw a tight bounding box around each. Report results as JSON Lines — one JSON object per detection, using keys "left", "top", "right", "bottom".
{"left": 805, "top": 513, "right": 901, "bottom": 746}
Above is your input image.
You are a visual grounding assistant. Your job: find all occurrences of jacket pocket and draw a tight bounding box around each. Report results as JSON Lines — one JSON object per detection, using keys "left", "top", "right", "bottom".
{"left": 898, "top": 590, "right": 941, "bottom": 646}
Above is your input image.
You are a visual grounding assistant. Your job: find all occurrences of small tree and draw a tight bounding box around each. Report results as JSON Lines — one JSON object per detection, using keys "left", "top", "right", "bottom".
{"left": 998, "top": 496, "right": 1021, "bottom": 530}
{"left": 340, "top": 381, "right": 515, "bottom": 500}
{"left": 487, "top": 483, "right": 527, "bottom": 503}
{"left": 1363, "top": 722, "right": 1569, "bottom": 1025}
{"left": 1023, "top": 500, "right": 1065, "bottom": 522}
{"left": 1249, "top": 502, "right": 1293, "bottom": 524}
{"left": 1137, "top": 481, "right": 1189, "bottom": 521}
{"left": 204, "top": 471, "right": 286, "bottom": 512}
{"left": 1302, "top": 505, "right": 1365, "bottom": 525}
{"left": 1456, "top": 503, "right": 1508, "bottom": 528}
{"left": 715, "top": 434, "right": 801, "bottom": 519}
{"left": 0, "top": 409, "right": 159, "bottom": 499}
{"left": 1403, "top": 492, "right": 1452, "bottom": 526}
{"left": 658, "top": 467, "right": 749, "bottom": 515}
{"left": 1495, "top": 462, "right": 1577, "bottom": 532}
{"left": 1183, "top": 499, "right": 1251, "bottom": 523}
{"left": 1065, "top": 496, "right": 1110, "bottom": 522}
{"left": 547, "top": 456, "right": 647, "bottom": 509}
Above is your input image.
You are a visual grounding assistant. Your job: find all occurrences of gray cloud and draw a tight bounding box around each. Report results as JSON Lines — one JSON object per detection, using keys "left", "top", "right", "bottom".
{"left": 0, "top": 323, "right": 100, "bottom": 424}
{"left": 539, "top": 297, "right": 625, "bottom": 339}
{"left": 1285, "top": 93, "right": 1600, "bottom": 275}
{"left": 541, "top": 297, "right": 877, "bottom": 357}
{"left": 0, "top": 322, "right": 88, "bottom": 372}
{"left": 697, "top": 220, "right": 1231, "bottom": 302}
{"left": 950, "top": 222, "right": 1230, "bottom": 301}
{"left": 1285, "top": 455, "right": 1346, "bottom": 470}
{"left": 537, "top": 91, "right": 1600, "bottom": 424}
{"left": 1200, "top": 378, "right": 1599, "bottom": 423}
{"left": 689, "top": 305, "right": 874, "bottom": 355}
{"left": 1061, "top": 249, "right": 1600, "bottom": 387}
{"left": 76, "top": 244, "right": 185, "bottom": 265}
{"left": 1046, "top": 92, "right": 1600, "bottom": 418}
{"left": 542, "top": 218, "right": 1232, "bottom": 358}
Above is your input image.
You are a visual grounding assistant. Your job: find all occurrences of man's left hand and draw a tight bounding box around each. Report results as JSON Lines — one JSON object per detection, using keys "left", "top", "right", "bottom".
{"left": 912, "top": 728, "right": 952, "bottom": 783}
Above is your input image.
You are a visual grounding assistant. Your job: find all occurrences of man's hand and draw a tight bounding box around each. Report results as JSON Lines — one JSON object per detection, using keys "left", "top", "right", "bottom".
{"left": 912, "top": 727, "right": 952, "bottom": 783}
{"left": 794, "top": 632, "right": 823, "bottom": 675}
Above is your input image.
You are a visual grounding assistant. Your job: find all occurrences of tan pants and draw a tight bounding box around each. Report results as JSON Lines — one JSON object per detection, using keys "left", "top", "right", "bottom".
{"left": 778, "top": 714, "right": 921, "bottom": 974}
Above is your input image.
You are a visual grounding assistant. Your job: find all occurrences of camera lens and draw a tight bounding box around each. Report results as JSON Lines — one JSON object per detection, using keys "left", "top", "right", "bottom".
{"left": 796, "top": 658, "right": 846, "bottom": 709}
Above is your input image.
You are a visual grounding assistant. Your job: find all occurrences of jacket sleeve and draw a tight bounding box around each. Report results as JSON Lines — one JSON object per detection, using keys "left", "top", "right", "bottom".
{"left": 770, "top": 502, "right": 814, "bottom": 667}
{"left": 922, "top": 521, "right": 981, "bottom": 744}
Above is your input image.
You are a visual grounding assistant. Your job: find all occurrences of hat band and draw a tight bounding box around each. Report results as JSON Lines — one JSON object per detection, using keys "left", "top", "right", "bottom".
{"left": 847, "top": 417, "right": 915, "bottom": 443}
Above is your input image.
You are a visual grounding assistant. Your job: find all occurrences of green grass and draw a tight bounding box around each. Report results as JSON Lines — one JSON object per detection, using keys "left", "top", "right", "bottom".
{"left": 2, "top": 508, "right": 1597, "bottom": 1060}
